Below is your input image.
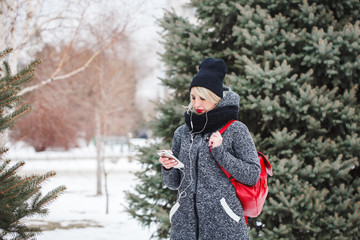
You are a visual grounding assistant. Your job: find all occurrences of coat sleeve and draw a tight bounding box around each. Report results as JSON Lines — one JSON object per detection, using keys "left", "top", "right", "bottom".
{"left": 161, "top": 126, "right": 183, "bottom": 190}
{"left": 211, "top": 121, "right": 260, "bottom": 186}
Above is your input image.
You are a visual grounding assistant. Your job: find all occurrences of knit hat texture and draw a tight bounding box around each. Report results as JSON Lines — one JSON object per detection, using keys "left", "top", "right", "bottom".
{"left": 189, "top": 58, "right": 227, "bottom": 98}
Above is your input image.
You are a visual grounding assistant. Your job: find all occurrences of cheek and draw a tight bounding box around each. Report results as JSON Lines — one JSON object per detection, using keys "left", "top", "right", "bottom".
{"left": 205, "top": 102, "right": 216, "bottom": 110}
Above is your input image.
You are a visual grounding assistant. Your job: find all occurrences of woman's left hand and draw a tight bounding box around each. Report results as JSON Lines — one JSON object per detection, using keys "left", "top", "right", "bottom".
{"left": 209, "top": 131, "right": 223, "bottom": 148}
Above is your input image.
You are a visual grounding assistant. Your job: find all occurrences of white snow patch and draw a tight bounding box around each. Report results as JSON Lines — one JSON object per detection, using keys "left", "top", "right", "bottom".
{"left": 4, "top": 140, "right": 158, "bottom": 240}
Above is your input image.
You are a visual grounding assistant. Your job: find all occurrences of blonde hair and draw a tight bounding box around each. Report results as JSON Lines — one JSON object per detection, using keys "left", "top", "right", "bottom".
{"left": 187, "top": 86, "right": 222, "bottom": 113}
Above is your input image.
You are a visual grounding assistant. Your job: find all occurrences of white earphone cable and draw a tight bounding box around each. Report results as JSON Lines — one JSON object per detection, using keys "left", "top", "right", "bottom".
{"left": 177, "top": 111, "right": 208, "bottom": 200}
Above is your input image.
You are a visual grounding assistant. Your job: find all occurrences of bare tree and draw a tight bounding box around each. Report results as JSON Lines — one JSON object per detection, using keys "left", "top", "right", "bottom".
{"left": 0, "top": 0, "right": 92, "bottom": 147}
{"left": 1, "top": 0, "right": 89, "bottom": 71}
{"left": 79, "top": 46, "right": 140, "bottom": 196}
{"left": 11, "top": 40, "right": 141, "bottom": 195}
{"left": 1, "top": 0, "right": 137, "bottom": 94}
{"left": 5, "top": 0, "right": 147, "bottom": 197}
{"left": 10, "top": 44, "right": 81, "bottom": 151}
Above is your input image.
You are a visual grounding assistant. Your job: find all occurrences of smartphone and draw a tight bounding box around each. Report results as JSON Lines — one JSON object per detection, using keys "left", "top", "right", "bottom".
{"left": 157, "top": 150, "right": 184, "bottom": 169}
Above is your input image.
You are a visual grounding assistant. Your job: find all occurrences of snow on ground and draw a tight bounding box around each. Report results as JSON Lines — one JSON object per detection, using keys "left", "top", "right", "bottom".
{"left": 5, "top": 140, "right": 159, "bottom": 240}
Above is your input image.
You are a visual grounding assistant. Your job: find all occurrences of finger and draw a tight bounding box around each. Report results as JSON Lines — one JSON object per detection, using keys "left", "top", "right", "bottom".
{"left": 211, "top": 132, "right": 220, "bottom": 139}
{"left": 162, "top": 158, "right": 175, "bottom": 165}
{"left": 163, "top": 160, "right": 177, "bottom": 169}
{"left": 159, "top": 157, "right": 171, "bottom": 165}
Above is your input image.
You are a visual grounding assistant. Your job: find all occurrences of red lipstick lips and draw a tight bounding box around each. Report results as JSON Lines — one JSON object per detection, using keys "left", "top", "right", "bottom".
{"left": 196, "top": 109, "right": 203, "bottom": 113}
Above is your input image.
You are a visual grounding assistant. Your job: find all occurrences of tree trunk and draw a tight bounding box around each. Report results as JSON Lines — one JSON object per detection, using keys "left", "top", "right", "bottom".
{"left": 95, "top": 110, "right": 103, "bottom": 195}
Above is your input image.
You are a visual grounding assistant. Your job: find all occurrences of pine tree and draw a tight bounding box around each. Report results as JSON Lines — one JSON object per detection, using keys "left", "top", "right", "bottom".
{"left": 0, "top": 48, "right": 66, "bottom": 239}
{"left": 125, "top": 1, "right": 360, "bottom": 239}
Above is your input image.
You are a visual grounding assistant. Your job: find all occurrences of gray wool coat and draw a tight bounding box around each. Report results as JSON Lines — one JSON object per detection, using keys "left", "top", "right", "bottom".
{"left": 162, "top": 88, "right": 261, "bottom": 240}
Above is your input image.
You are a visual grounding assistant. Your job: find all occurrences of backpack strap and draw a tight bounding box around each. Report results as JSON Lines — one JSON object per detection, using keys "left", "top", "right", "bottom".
{"left": 209, "top": 120, "right": 237, "bottom": 180}
{"left": 218, "top": 120, "right": 237, "bottom": 134}
{"left": 210, "top": 120, "right": 241, "bottom": 182}
{"left": 212, "top": 120, "right": 271, "bottom": 224}
{"left": 216, "top": 121, "right": 273, "bottom": 176}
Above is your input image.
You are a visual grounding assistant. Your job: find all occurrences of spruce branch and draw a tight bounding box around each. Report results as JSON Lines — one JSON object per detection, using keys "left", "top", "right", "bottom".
{"left": 0, "top": 159, "right": 11, "bottom": 172}
{"left": 0, "top": 106, "right": 31, "bottom": 132}
{"left": 0, "top": 92, "right": 22, "bottom": 107}
{"left": 0, "top": 48, "right": 13, "bottom": 60}
{"left": 34, "top": 185, "right": 67, "bottom": 209}
{"left": 0, "top": 47, "right": 67, "bottom": 239}
{"left": 7, "top": 67, "right": 35, "bottom": 86}
{"left": 2, "top": 177, "right": 29, "bottom": 194}
{"left": 0, "top": 161, "right": 25, "bottom": 182}
{"left": 32, "top": 171, "right": 56, "bottom": 187}
{"left": 1, "top": 61, "right": 12, "bottom": 78}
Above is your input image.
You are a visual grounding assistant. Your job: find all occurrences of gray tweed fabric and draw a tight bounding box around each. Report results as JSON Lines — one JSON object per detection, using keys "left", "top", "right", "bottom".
{"left": 161, "top": 88, "right": 261, "bottom": 240}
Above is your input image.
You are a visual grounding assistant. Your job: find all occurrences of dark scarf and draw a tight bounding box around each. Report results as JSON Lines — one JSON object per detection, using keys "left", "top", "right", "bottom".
{"left": 184, "top": 106, "right": 238, "bottom": 134}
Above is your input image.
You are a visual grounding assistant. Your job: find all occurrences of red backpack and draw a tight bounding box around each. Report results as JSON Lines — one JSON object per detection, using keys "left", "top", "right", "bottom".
{"left": 213, "top": 120, "right": 273, "bottom": 221}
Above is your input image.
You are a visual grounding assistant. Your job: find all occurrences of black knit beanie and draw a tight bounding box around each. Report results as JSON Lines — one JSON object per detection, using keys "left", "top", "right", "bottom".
{"left": 189, "top": 58, "right": 227, "bottom": 98}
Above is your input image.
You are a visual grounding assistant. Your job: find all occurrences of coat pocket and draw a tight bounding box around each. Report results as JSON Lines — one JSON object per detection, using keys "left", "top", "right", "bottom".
{"left": 220, "top": 198, "right": 240, "bottom": 223}
{"left": 169, "top": 202, "right": 180, "bottom": 223}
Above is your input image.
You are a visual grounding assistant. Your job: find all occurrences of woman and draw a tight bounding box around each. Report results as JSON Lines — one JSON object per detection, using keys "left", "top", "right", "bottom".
{"left": 159, "top": 58, "right": 260, "bottom": 240}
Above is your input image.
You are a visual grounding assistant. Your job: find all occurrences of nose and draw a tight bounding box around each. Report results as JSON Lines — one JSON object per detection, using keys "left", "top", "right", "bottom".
{"left": 193, "top": 99, "right": 201, "bottom": 109}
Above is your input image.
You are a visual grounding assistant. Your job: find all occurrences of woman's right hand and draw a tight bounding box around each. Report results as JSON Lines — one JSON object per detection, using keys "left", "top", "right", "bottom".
{"left": 159, "top": 154, "right": 178, "bottom": 169}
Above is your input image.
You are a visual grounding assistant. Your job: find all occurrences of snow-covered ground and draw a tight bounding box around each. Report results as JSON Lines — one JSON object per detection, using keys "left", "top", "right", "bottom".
{"left": 5, "top": 140, "right": 159, "bottom": 240}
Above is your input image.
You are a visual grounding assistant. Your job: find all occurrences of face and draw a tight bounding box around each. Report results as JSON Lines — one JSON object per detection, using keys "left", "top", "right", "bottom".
{"left": 190, "top": 88, "right": 216, "bottom": 115}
